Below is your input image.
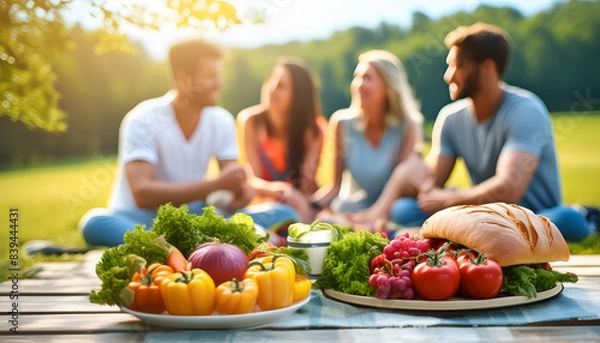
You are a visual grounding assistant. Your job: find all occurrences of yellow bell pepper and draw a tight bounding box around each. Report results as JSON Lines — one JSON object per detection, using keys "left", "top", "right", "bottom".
{"left": 215, "top": 277, "right": 259, "bottom": 314}
{"left": 293, "top": 276, "right": 312, "bottom": 302}
{"left": 160, "top": 269, "right": 216, "bottom": 315}
{"left": 245, "top": 255, "right": 295, "bottom": 310}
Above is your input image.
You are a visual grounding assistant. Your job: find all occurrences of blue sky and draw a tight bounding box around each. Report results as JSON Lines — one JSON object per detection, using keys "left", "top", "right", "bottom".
{"left": 81, "top": 0, "right": 564, "bottom": 60}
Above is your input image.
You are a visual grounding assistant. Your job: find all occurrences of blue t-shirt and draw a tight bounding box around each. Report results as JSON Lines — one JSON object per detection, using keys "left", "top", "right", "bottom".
{"left": 331, "top": 110, "right": 405, "bottom": 212}
{"left": 433, "top": 84, "right": 561, "bottom": 212}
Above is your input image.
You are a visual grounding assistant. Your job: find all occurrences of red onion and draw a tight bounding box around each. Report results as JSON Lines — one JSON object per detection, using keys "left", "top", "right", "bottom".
{"left": 188, "top": 242, "right": 248, "bottom": 286}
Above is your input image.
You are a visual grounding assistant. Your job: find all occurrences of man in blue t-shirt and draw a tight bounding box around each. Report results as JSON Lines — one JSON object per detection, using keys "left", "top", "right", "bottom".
{"left": 390, "top": 22, "right": 595, "bottom": 241}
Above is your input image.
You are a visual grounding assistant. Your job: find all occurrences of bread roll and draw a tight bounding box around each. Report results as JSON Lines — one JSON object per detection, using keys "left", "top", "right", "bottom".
{"left": 420, "top": 203, "right": 570, "bottom": 266}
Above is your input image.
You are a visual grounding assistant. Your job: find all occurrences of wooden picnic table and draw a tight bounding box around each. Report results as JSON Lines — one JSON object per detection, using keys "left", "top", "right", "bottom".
{"left": 2, "top": 251, "right": 600, "bottom": 342}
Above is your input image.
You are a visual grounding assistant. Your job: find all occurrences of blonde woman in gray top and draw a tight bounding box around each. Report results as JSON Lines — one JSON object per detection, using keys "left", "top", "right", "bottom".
{"left": 311, "top": 49, "right": 428, "bottom": 233}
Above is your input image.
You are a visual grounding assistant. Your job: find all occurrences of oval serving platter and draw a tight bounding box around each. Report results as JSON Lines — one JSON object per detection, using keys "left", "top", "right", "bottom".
{"left": 323, "top": 284, "right": 563, "bottom": 311}
{"left": 120, "top": 295, "right": 310, "bottom": 330}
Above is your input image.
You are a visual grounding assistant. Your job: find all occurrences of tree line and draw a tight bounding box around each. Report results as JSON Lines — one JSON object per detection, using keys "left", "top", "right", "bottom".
{"left": 1, "top": 0, "right": 599, "bottom": 169}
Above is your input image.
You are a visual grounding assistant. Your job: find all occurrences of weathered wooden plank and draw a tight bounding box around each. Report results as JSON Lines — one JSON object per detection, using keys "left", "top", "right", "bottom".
{"left": 0, "top": 250, "right": 104, "bottom": 296}
{"left": 140, "top": 326, "right": 600, "bottom": 341}
{"left": 32, "top": 250, "right": 104, "bottom": 278}
{"left": 5, "top": 326, "right": 599, "bottom": 342}
{"left": 552, "top": 254, "right": 600, "bottom": 267}
{"left": 552, "top": 266, "right": 600, "bottom": 277}
{"left": 32, "top": 261, "right": 98, "bottom": 280}
{"left": 0, "top": 295, "right": 118, "bottom": 314}
{"left": 0, "top": 313, "right": 145, "bottom": 334}
{"left": 2, "top": 333, "right": 146, "bottom": 343}
{"left": 563, "top": 276, "right": 600, "bottom": 289}
{"left": 0, "top": 278, "right": 100, "bottom": 295}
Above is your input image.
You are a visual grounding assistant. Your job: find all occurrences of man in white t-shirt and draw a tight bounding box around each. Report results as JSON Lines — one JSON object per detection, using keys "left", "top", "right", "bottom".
{"left": 79, "top": 38, "right": 298, "bottom": 247}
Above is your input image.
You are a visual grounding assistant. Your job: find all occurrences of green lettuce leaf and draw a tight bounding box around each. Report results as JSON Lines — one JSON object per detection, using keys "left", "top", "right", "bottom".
{"left": 151, "top": 204, "right": 267, "bottom": 255}
{"left": 313, "top": 231, "right": 389, "bottom": 296}
{"left": 501, "top": 264, "right": 578, "bottom": 298}
{"left": 89, "top": 226, "right": 170, "bottom": 306}
{"left": 150, "top": 203, "right": 211, "bottom": 256}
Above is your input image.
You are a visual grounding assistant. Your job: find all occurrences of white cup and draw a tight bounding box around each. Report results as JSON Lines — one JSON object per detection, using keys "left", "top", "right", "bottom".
{"left": 287, "top": 229, "right": 334, "bottom": 277}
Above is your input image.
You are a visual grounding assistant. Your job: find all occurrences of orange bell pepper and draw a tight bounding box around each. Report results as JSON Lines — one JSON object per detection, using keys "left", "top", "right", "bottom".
{"left": 145, "top": 263, "right": 174, "bottom": 286}
{"left": 127, "top": 264, "right": 174, "bottom": 314}
{"left": 215, "top": 277, "right": 259, "bottom": 314}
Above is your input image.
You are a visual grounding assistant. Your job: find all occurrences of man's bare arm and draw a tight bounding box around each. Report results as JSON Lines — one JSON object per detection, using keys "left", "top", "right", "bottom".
{"left": 455, "top": 150, "right": 538, "bottom": 204}
{"left": 126, "top": 160, "right": 244, "bottom": 209}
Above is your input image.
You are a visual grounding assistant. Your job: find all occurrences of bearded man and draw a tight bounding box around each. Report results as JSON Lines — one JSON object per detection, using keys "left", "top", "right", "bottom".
{"left": 389, "top": 23, "right": 596, "bottom": 242}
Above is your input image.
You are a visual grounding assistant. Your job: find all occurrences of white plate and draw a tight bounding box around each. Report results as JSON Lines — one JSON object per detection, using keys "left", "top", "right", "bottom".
{"left": 121, "top": 295, "right": 310, "bottom": 329}
{"left": 324, "top": 284, "right": 563, "bottom": 311}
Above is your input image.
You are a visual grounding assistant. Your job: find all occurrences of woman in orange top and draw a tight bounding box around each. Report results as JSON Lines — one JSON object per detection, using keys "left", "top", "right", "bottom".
{"left": 237, "top": 57, "right": 326, "bottom": 234}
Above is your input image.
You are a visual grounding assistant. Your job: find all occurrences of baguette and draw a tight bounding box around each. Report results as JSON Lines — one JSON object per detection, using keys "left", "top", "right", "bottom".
{"left": 420, "top": 203, "right": 570, "bottom": 266}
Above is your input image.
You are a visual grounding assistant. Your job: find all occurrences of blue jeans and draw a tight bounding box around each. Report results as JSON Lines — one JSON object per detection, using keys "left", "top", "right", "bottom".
{"left": 80, "top": 201, "right": 299, "bottom": 247}
{"left": 389, "top": 198, "right": 591, "bottom": 242}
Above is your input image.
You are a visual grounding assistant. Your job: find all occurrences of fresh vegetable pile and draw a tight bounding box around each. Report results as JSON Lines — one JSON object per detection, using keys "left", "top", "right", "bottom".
{"left": 90, "top": 204, "right": 311, "bottom": 314}
{"left": 313, "top": 231, "right": 579, "bottom": 300}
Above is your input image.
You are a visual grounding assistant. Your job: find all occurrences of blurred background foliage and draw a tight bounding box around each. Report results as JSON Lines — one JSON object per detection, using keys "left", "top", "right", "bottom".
{"left": 1, "top": 0, "right": 599, "bottom": 169}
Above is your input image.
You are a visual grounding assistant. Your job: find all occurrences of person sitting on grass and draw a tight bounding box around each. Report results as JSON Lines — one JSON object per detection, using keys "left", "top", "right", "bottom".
{"left": 309, "top": 49, "right": 429, "bottom": 234}
{"left": 384, "top": 22, "right": 598, "bottom": 241}
{"left": 236, "top": 57, "right": 327, "bottom": 245}
{"left": 78, "top": 37, "right": 299, "bottom": 248}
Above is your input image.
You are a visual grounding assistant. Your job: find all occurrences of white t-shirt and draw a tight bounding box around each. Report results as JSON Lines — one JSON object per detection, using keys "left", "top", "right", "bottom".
{"left": 109, "top": 92, "right": 239, "bottom": 211}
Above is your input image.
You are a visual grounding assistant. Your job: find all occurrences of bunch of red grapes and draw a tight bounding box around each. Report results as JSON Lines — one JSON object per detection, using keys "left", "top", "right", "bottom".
{"left": 369, "top": 233, "right": 433, "bottom": 299}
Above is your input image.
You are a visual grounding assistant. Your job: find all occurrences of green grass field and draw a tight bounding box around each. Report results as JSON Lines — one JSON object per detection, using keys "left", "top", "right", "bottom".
{"left": 1, "top": 114, "right": 599, "bottom": 263}
{"left": 1, "top": 157, "right": 116, "bottom": 249}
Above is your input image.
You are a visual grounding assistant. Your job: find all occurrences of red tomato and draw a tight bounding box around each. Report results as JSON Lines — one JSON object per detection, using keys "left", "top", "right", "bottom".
{"left": 456, "top": 250, "right": 477, "bottom": 266}
{"left": 459, "top": 258, "right": 503, "bottom": 299}
{"left": 412, "top": 257, "right": 460, "bottom": 301}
